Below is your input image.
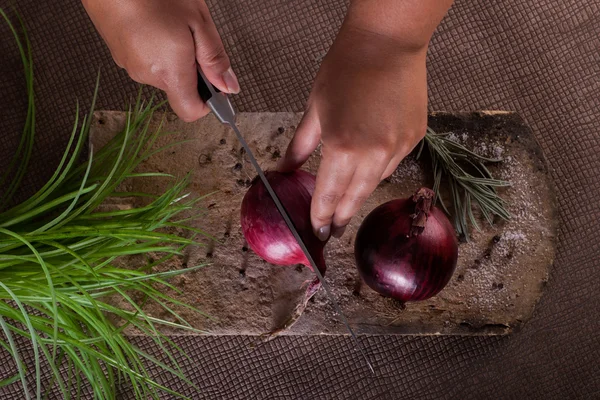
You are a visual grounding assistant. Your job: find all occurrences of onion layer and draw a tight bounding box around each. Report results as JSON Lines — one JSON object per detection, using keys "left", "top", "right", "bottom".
{"left": 240, "top": 170, "right": 326, "bottom": 336}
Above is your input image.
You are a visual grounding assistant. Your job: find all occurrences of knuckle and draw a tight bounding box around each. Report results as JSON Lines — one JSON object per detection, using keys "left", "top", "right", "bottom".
{"left": 179, "top": 113, "right": 197, "bottom": 123}
{"left": 192, "top": 1, "right": 214, "bottom": 26}
{"left": 199, "top": 44, "right": 229, "bottom": 69}
{"left": 317, "top": 192, "right": 342, "bottom": 206}
{"left": 196, "top": 7, "right": 211, "bottom": 26}
{"left": 110, "top": 51, "right": 125, "bottom": 69}
{"left": 321, "top": 143, "right": 357, "bottom": 162}
{"left": 381, "top": 168, "right": 394, "bottom": 180}
{"left": 333, "top": 217, "right": 352, "bottom": 229}
{"left": 323, "top": 121, "right": 428, "bottom": 161}
{"left": 372, "top": 145, "right": 394, "bottom": 159}
{"left": 337, "top": 196, "right": 368, "bottom": 220}
{"left": 349, "top": 193, "right": 369, "bottom": 206}
{"left": 131, "top": 62, "right": 168, "bottom": 88}
{"left": 410, "top": 124, "right": 428, "bottom": 141}
{"left": 149, "top": 64, "right": 179, "bottom": 88}
{"left": 178, "top": 105, "right": 209, "bottom": 122}
{"left": 312, "top": 210, "right": 333, "bottom": 226}
{"left": 419, "top": 124, "right": 428, "bottom": 138}
{"left": 339, "top": 217, "right": 352, "bottom": 226}
{"left": 403, "top": 119, "right": 428, "bottom": 142}
{"left": 333, "top": 206, "right": 354, "bottom": 224}
{"left": 141, "top": 47, "right": 191, "bottom": 88}
{"left": 127, "top": 70, "right": 144, "bottom": 84}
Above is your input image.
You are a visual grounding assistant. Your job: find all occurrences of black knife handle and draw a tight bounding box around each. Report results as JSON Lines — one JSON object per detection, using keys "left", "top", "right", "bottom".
{"left": 197, "top": 69, "right": 221, "bottom": 103}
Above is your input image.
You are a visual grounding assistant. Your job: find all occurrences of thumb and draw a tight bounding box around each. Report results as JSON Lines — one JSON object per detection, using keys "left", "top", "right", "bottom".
{"left": 191, "top": 6, "right": 240, "bottom": 94}
{"left": 277, "top": 107, "right": 321, "bottom": 172}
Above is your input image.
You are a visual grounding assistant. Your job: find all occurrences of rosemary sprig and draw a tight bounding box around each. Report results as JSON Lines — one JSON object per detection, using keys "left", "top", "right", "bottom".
{"left": 417, "top": 127, "right": 511, "bottom": 240}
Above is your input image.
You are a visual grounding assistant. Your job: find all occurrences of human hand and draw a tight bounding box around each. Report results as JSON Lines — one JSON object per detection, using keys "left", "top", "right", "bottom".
{"left": 278, "top": 0, "right": 452, "bottom": 241}
{"left": 278, "top": 26, "right": 427, "bottom": 240}
{"left": 81, "top": 0, "right": 239, "bottom": 122}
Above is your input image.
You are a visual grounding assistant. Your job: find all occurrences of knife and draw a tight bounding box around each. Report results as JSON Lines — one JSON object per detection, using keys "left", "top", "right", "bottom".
{"left": 196, "top": 68, "right": 374, "bottom": 374}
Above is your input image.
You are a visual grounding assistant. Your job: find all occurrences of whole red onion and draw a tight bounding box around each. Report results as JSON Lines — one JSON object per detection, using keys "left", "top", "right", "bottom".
{"left": 240, "top": 170, "right": 326, "bottom": 335}
{"left": 354, "top": 188, "right": 458, "bottom": 302}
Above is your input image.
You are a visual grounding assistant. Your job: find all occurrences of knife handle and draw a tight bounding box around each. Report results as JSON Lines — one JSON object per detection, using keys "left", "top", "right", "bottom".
{"left": 196, "top": 68, "right": 221, "bottom": 103}
{"left": 196, "top": 65, "right": 236, "bottom": 125}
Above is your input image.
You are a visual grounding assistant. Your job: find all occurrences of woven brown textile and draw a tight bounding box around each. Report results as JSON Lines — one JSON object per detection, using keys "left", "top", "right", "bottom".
{"left": 1, "top": 0, "right": 599, "bottom": 398}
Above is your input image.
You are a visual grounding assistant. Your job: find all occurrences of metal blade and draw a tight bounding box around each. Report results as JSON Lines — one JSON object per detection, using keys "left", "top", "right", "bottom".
{"left": 228, "top": 122, "right": 374, "bottom": 374}
{"left": 197, "top": 68, "right": 373, "bottom": 372}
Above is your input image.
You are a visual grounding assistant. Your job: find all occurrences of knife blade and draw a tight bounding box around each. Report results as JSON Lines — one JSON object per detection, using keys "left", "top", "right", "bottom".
{"left": 196, "top": 68, "right": 374, "bottom": 374}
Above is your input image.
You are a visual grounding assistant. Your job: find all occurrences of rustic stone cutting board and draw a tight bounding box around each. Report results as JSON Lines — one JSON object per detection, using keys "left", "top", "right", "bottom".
{"left": 91, "top": 110, "right": 557, "bottom": 336}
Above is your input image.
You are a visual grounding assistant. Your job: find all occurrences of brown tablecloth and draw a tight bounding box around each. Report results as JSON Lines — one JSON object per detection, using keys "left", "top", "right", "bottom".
{"left": 0, "top": 0, "right": 599, "bottom": 398}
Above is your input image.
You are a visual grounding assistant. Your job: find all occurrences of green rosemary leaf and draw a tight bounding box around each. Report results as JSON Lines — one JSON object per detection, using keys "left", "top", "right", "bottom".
{"left": 422, "top": 126, "right": 511, "bottom": 239}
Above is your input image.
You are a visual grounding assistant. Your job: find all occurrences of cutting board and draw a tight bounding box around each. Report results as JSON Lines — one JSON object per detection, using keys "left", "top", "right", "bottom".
{"left": 90, "top": 111, "right": 557, "bottom": 336}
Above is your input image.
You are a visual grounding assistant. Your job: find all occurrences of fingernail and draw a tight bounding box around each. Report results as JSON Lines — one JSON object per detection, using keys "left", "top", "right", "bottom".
{"left": 316, "top": 225, "right": 330, "bottom": 242}
{"left": 222, "top": 67, "right": 240, "bottom": 94}
{"left": 331, "top": 225, "right": 347, "bottom": 239}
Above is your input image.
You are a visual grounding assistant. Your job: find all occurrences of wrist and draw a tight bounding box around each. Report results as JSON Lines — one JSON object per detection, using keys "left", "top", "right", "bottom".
{"left": 345, "top": 0, "right": 453, "bottom": 52}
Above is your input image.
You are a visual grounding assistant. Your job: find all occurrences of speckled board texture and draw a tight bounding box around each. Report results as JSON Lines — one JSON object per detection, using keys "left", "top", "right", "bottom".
{"left": 89, "top": 110, "right": 556, "bottom": 337}
{"left": 0, "top": 0, "right": 599, "bottom": 399}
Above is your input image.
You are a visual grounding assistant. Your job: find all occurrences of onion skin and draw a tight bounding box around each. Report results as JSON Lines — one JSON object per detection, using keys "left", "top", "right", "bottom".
{"left": 240, "top": 170, "right": 326, "bottom": 274}
{"left": 354, "top": 188, "right": 458, "bottom": 302}
{"left": 240, "top": 170, "right": 326, "bottom": 338}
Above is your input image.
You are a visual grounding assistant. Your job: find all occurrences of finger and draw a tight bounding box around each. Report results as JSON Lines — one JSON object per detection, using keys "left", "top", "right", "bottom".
{"left": 311, "top": 151, "right": 356, "bottom": 241}
{"left": 381, "top": 140, "right": 421, "bottom": 179}
{"left": 331, "top": 161, "right": 388, "bottom": 238}
{"left": 381, "top": 153, "right": 404, "bottom": 180}
{"left": 191, "top": 6, "right": 239, "bottom": 94}
{"left": 277, "top": 107, "right": 321, "bottom": 172}
{"left": 164, "top": 64, "right": 211, "bottom": 122}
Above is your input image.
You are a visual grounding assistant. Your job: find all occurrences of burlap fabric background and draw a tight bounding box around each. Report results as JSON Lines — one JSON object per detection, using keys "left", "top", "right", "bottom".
{"left": 1, "top": 1, "right": 598, "bottom": 398}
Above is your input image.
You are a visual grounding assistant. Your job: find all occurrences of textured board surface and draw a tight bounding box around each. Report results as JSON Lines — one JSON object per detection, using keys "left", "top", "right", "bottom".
{"left": 0, "top": 0, "right": 598, "bottom": 398}
{"left": 90, "top": 110, "right": 556, "bottom": 336}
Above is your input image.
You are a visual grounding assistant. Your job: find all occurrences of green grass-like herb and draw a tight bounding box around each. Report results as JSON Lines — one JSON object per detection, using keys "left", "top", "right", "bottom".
{"left": 1, "top": 9, "right": 208, "bottom": 399}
